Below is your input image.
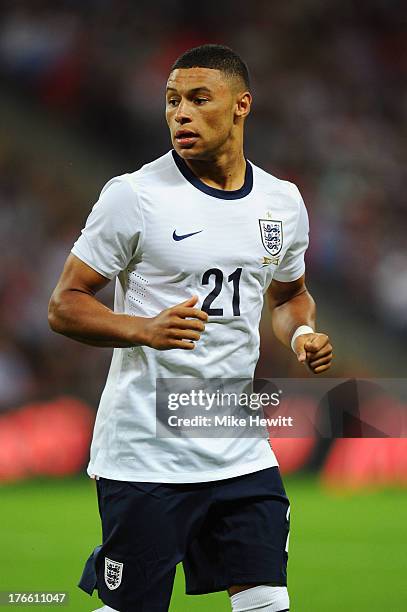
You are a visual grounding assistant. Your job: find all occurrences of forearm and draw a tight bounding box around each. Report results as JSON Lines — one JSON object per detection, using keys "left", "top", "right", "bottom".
{"left": 271, "top": 289, "right": 316, "bottom": 349}
{"left": 48, "top": 289, "right": 148, "bottom": 348}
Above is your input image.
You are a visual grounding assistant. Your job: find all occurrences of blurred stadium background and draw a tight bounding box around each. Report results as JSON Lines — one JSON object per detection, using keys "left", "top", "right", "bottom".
{"left": 0, "top": 1, "right": 406, "bottom": 610}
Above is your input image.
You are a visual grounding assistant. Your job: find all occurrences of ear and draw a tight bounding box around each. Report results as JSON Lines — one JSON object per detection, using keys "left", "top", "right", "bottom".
{"left": 234, "top": 91, "right": 252, "bottom": 120}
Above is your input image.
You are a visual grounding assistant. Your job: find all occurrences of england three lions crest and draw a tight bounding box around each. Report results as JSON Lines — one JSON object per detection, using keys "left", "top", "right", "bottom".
{"left": 105, "top": 557, "right": 123, "bottom": 590}
{"left": 259, "top": 219, "right": 283, "bottom": 256}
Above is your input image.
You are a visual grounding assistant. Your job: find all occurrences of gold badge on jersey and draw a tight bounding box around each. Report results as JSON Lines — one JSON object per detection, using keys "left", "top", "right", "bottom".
{"left": 262, "top": 256, "right": 279, "bottom": 266}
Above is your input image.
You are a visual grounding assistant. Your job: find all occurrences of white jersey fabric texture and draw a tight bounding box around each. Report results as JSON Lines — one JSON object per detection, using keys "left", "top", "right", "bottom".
{"left": 71, "top": 150, "right": 309, "bottom": 483}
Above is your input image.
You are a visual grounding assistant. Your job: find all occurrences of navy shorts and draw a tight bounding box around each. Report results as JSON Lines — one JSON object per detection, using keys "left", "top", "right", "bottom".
{"left": 79, "top": 467, "right": 290, "bottom": 611}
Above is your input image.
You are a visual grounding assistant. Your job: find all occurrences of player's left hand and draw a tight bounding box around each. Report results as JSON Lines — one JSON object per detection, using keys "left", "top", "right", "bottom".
{"left": 293, "top": 333, "right": 333, "bottom": 374}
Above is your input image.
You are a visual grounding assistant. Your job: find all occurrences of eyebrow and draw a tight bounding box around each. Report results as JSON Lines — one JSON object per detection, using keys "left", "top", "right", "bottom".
{"left": 166, "top": 86, "right": 212, "bottom": 94}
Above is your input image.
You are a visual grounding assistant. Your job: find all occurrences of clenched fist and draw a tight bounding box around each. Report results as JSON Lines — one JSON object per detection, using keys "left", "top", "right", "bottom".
{"left": 143, "top": 295, "right": 208, "bottom": 350}
{"left": 293, "top": 332, "right": 333, "bottom": 374}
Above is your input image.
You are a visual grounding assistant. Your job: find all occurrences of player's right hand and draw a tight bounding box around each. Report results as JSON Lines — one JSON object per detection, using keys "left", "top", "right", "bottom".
{"left": 143, "top": 295, "right": 208, "bottom": 350}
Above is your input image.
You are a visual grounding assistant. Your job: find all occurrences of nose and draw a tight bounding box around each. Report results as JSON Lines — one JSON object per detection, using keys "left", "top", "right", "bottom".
{"left": 174, "top": 100, "right": 191, "bottom": 125}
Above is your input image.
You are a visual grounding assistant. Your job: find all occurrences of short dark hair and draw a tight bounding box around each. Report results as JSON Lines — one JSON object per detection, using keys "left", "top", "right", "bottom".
{"left": 171, "top": 44, "right": 250, "bottom": 89}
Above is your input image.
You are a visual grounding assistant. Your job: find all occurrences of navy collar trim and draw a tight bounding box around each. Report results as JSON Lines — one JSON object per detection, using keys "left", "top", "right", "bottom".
{"left": 172, "top": 150, "right": 253, "bottom": 200}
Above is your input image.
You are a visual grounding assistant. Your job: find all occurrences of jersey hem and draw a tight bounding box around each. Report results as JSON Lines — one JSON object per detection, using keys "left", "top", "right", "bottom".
{"left": 70, "top": 247, "right": 115, "bottom": 280}
{"left": 87, "top": 454, "right": 279, "bottom": 483}
{"left": 272, "top": 263, "right": 306, "bottom": 282}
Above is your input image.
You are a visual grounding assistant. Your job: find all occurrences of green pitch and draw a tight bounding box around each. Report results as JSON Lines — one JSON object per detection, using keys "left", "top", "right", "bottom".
{"left": 2, "top": 475, "right": 406, "bottom": 611}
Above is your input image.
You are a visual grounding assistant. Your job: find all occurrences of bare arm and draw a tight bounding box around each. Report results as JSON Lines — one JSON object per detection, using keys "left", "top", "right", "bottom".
{"left": 267, "top": 274, "right": 333, "bottom": 374}
{"left": 267, "top": 274, "right": 315, "bottom": 348}
{"left": 48, "top": 254, "right": 207, "bottom": 350}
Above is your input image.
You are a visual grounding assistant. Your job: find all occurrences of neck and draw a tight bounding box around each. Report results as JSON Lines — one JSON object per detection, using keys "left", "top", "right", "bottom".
{"left": 182, "top": 148, "right": 246, "bottom": 191}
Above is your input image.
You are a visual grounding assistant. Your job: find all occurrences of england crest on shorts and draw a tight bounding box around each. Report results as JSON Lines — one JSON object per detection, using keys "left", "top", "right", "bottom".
{"left": 105, "top": 557, "right": 123, "bottom": 590}
{"left": 259, "top": 219, "right": 283, "bottom": 256}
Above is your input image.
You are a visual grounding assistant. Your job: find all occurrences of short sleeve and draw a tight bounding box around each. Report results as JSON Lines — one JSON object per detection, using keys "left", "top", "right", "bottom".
{"left": 71, "top": 177, "right": 143, "bottom": 279}
{"left": 273, "top": 191, "right": 309, "bottom": 282}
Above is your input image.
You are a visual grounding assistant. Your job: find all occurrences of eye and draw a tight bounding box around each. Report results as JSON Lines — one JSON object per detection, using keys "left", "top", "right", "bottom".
{"left": 194, "top": 98, "right": 208, "bottom": 105}
{"left": 167, "top": 98, "right": 179, "bottom": 107}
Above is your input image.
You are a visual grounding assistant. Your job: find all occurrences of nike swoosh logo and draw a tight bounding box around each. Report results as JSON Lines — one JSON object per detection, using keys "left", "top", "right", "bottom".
{"left": 173, "top": 230, "right": 203, "bottom": 241}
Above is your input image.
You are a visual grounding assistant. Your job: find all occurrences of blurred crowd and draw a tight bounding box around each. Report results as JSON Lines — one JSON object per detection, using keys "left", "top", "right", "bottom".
{"left": 0, "top": 0, "right": 406, "bottom": 409}
{"left": 0, "top": 144, "right": 113, "bottom": 409}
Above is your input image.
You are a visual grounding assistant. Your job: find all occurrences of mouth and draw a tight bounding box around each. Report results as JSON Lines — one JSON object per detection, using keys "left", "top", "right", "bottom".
{"left": 175, "top": 130, "right": 199, "bottom": 147}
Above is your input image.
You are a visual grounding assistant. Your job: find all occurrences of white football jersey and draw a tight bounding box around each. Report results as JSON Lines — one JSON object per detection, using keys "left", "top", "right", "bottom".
{"left": 71, "top": 150, "right": 309, "bottom": 483}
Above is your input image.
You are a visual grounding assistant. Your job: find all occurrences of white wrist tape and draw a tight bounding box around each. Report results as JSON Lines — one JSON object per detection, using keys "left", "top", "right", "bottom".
{"left": 290, "top": 325, "right": 314, "bottom": 352}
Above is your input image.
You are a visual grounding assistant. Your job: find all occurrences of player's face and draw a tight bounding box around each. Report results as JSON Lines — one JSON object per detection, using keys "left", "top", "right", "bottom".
{"left": 166, "top": 67, "right": 242, "bottom": 159}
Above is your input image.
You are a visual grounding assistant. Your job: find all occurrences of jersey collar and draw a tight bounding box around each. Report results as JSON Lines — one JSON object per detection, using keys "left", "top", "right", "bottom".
{"left": 172, "top": 150, "right": 253, "bottom": 200}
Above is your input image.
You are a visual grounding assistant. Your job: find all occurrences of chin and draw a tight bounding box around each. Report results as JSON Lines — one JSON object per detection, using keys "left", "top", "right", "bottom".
{"left": 175, "top": 147, "right": 199, "bottom": 159}
{"left": 174, "top": 143, "right": 211, "bottom": 161}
